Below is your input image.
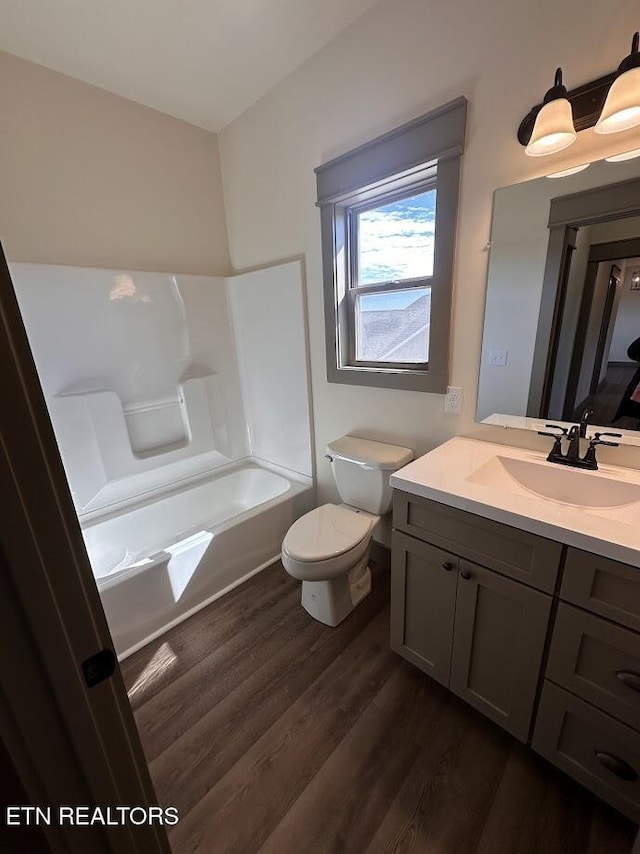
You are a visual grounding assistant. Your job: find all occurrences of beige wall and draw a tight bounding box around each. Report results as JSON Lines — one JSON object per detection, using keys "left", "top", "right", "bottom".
{"left": 219, "top": 0, "right": 640, "bottom": 500}
{"left": 0, "top": 51, "right": 230, "bottom": 274}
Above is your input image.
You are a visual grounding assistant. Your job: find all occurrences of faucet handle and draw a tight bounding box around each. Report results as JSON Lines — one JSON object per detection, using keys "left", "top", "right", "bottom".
{"left": 592, "top": 431, "right": 622, "bottom": 448}
{"left": 538, "top": 424, "right": 568, "bottom": 437}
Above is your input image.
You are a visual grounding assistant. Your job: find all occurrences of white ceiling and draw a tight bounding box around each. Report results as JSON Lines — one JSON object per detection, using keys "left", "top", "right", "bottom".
{"left": 0, "top": 0, "right": 379, "bottom": 132}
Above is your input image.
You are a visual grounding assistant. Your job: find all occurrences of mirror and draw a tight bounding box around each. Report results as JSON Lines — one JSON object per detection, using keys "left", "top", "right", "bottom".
{"left": 477, "top": 154, "right": 640, "bottom": 445}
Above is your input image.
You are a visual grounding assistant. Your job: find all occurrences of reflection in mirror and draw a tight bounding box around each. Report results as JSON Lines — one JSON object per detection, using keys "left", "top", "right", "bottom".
{"left": 478, "top": 154, "right": 640, "bottom": 444}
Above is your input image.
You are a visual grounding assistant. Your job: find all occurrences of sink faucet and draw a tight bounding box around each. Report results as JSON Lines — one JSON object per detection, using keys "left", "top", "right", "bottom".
{"left": 579, "top": 407, "right": 593, "bottom": 439}
{"left": 547, "top": 408, "right": 593, "bottom": 465}
{"left": 538, "top": 415, "right": 621, "bottom": 470}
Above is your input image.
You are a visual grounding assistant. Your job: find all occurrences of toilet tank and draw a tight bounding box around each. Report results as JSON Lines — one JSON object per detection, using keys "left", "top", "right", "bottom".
{"left": 326, "top": 436, "right": 413, "bottom": 515}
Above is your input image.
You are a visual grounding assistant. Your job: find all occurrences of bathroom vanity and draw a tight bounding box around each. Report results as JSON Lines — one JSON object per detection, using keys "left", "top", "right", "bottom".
{"left": 390, "top": 437, "right": 640, "bottom": 822}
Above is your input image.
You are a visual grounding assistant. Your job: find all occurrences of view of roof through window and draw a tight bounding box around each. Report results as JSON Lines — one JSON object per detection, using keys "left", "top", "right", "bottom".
{"left": 356, "top": 287, "right": 431, "bottom": 363}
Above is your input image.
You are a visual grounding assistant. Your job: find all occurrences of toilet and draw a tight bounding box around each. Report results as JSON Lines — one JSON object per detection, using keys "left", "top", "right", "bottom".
{"left": 282, "top": 436, "right": 413, "bottom": 626}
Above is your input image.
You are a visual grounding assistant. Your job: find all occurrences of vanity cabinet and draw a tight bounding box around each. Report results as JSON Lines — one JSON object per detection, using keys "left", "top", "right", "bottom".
{"left": 391, "top": 494, "right": 557, "bottom": 742}
{"left": 391, "top": 490, "right": 640, "bottom": 822}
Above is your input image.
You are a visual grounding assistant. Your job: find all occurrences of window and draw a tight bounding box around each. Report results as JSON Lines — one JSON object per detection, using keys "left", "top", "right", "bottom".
{"left": 316, "top": 98, "right": 466, "bottom": 392}
{"left": 350, "top": 186, "right": 436, "bottom": 368}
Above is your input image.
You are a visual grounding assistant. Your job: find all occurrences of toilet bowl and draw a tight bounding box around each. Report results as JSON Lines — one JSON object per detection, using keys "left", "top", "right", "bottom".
{"left": 282, "top": 503, "right": 377, "bottom": 626}
{"left": 281, "top": 436, "right": 413, "bottom": 626}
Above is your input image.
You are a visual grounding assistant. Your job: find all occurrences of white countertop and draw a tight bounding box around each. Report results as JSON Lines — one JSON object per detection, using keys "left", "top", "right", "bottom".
{"left": 390, "top": 437, "right": 640, "bottom": 568}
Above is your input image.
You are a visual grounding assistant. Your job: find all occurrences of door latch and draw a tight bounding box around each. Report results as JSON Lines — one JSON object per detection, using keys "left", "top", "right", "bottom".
{"left": 82, "top": 648, "right": 116, "bottom": 688}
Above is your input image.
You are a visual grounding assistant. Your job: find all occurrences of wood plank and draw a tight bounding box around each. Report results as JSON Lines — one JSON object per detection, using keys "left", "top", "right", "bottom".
{"left": 586, "top": 803, "right": 637, "bottom": 854}
{"left": 474, "top": 742, "right": 596, "bottom": 854}
{"left": 134, "top": 584, "right": 304, "bottom": 760}
{"left": 258, "top": 662, "right": 451, "bottom": 854}
{"left": 152, "top": 571, "right": 389, "bottom": 816}
{"left": 122, "top": 564, "right": 295, "bottom": 709}
{"left": 169, "top": 609, "right": 397, "bottom": 854}
{"left": 365, "top": 697, "right": 511, "bottom": 853}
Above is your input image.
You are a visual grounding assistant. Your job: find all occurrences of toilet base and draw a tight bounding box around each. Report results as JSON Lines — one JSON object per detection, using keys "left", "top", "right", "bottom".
{"left": 300, "top": 555, "right": 371, "bottom": 627}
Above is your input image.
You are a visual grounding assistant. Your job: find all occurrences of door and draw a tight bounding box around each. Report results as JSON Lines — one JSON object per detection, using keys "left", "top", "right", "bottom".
{"left": 450, "top": 560, "right": 551, "bottom": 742}
{"left": 530, "top": 225, "right": 577, "bottom": 418}
{"left": 390, "top": 530, "right": 458, "bottom": 687}
{"left": 590, "top": 264, "right": 622, "bottom": 394}
{"left": 0, "top": 241, "right": 170, "bottom": 854}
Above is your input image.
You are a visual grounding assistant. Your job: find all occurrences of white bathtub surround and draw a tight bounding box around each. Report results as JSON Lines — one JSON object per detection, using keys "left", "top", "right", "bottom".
{"left": 12, "top": 259, "right": 315, "bottom": 653}
{"left": 89, "top": 462, "right": 313, "bottom": 656}
{"left": 12, "top": 263, "right": 248, "bottom": 513}
{"left": 391, "top": 437, "right": 640, "bottom": 567}
{"left": 12, "top": 259, "right": 313, "bottom": 512}
{"left": 228, "top": 261, "right": 313, "bottom": 479}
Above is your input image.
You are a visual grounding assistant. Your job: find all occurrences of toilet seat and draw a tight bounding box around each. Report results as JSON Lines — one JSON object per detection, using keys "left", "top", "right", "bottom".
{"left": 281, "top": 503, "right": 375, "bottom": 581}
{"left": 283, "top": 503, "right": 373, "bottom": 561}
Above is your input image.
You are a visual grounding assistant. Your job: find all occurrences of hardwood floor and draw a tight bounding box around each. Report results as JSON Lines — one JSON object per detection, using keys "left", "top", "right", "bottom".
{"left": 572, "top": 362, "right": 639, "bottom": 429}
{"left": 121, "top": 561, "right": 637, "bottom": 854}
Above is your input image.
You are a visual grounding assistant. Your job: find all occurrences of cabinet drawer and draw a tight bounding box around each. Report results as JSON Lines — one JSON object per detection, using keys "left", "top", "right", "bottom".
{"left": 547, "top": 604, "right": 640, "bottom": 731}
{"left": 562, "top": 549, "right": 640, "bottom": 632}
{"left": 532, "top": 682, "right": 640, "bottom": 822}
{"left": 393, "top": 491, "right": 562, "bottom": 592}
{"left": 390, "top": 531, "right": 458, "bottom": 687}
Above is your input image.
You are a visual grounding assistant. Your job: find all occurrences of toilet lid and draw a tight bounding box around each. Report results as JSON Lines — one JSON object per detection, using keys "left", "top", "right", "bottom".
{"left": 283, "top": 504, "right": 372, "bottom": 562}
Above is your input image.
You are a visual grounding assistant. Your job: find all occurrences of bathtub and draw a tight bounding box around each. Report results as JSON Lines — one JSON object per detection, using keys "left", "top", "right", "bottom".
{"left": 82, "top": 462, "right": 313, "bottom": 657}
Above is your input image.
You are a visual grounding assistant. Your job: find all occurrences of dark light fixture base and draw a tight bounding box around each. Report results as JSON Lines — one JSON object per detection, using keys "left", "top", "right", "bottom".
{"left": 517, "top": 72, "right": 617, "bottom": 147}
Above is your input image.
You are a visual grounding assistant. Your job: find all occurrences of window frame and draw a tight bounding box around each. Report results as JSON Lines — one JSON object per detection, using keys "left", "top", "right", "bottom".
{"left": 316, "top": 97, "right": 466, "bottom": 393}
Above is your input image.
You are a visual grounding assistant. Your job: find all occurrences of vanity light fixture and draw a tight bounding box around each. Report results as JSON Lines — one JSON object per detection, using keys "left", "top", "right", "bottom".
{"left": 595, "top": 32, "right": 640, "bottom": 134}
{"left": 605, "top": 146, "right": 640, "bottom": 162}
{"left": 546, "top": 163, "right": 590, "bottom": 178}
{"left": 524, "top": 69, "right": 576, "bottom": 157}
{"left": 518, "top": 31, "right": 640, "bottom": 155}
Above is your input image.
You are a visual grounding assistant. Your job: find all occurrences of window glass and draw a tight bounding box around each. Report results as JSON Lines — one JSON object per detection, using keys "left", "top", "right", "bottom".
{"left": 355, "top": 286, "right": 431, "bottom": 363}
{"left": 356, "top": 189, "right": 437, "bottom": 286}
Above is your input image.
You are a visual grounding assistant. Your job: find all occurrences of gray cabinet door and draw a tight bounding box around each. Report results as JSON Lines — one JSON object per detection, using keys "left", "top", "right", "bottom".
{"left": 390, "top": 530, "right": 458, "bottom": 687}
{"left": 450, "top": 560, "right": 552, "bottom": 742}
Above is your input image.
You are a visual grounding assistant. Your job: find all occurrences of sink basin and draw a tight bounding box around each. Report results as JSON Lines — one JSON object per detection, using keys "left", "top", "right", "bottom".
{"left": 467, "top": 455, "right": 640, "bottom": 509}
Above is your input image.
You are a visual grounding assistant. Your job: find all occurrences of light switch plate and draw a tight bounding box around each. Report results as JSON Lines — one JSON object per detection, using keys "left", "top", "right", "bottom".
{"left": 444, "top": 386, "right": 463, "bottom": 415}
{"left": 489, "top": 349, "right": 508, "bottom": 367}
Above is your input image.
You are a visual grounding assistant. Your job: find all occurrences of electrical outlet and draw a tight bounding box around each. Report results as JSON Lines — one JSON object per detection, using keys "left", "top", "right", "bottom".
{"left": 444, "top": 386, "right": 463, "bottom": 415}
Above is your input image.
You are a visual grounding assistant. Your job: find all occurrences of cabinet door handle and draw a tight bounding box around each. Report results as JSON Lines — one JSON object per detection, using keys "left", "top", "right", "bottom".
{"left": 594, "top": 751, "right": 638, "bottom": 782}
{"left": 460, "top": 569, "right": 472, "bottom": 580}
{"left": 616, "top": 669, "right": 640, "bottom": 693}
{"left": 442, "top": 562, "right": 454, "bottom": 572}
